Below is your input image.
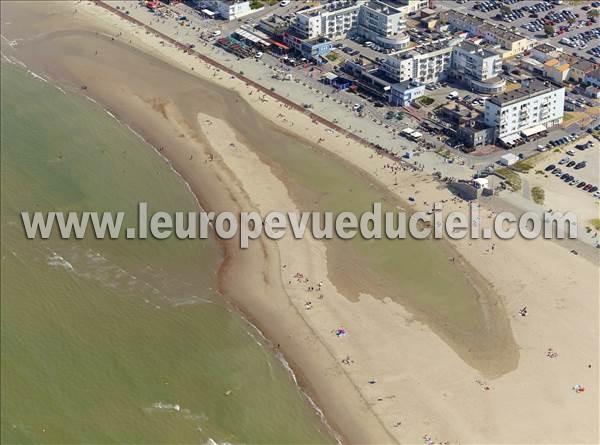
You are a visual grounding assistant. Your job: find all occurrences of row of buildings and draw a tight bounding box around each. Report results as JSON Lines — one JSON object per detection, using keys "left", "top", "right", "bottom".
{"left": 518, "top": 42, "right": 599, "bottom": 86}
{"left": 439, "top": 10, "right": 533, "bottom": 59}
{"left": 291, "top": 0, "right": 426, "bottom": 50}
{"left": 378, "top": 38, "right": 506, "bottom": 94}
{"left": 208, "top": 2, "right": 580, "bottom": 150}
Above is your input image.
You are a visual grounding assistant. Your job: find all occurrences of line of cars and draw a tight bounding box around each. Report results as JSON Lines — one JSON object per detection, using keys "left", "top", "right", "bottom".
{"left": 543, "top": 138, "right": 598, "bottom": 198}
{"left": 544, "top": 162, "right": 599, "bottom": 198}
{"left": 500, "top": 9, "right": 525, "bottom": 23}
{"left": 588, "top": 45, "right": 600, "bottom": 59}
{"left": 544, "top": 133, "right": 579, "bottom": 149}
{"left": 334, "top": 43, "right": 360, "bottom": 57}
{"left": 560, "top": 27, "right": 600, "bottom": 50}
{"left": 473, "top": 1, "right": 502, "bottom": 14}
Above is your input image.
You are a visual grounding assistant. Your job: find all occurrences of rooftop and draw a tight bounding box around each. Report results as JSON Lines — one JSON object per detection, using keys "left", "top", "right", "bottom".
{"left": 457, "top": 41, "right": 498, "bottom": 59}
{"left": 562, "top": 54, "right": 597, "bottom": 73}
{"left": 365, "top": 1, "right": 401, "bottom": 16}
{"left": 299, "top": 0, "right": 359, "bottom": 18}
{"left": 490, "top": 79, "right": 562, "bottom": 107}
{"left": 534, "top": 43, "right": 558, "bottom": 54}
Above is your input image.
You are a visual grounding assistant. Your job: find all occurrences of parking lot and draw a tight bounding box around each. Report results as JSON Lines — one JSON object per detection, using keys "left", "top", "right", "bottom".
{"left": 526, "top": 136, "right": 600, "bottom": 233}
{"left": 439, "top": 0, "right": 599, "bottom": 60}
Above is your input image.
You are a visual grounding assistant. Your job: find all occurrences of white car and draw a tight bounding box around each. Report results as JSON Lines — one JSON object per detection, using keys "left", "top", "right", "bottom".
{"left": 280, "top": 0, "right": 291, "bottom": 5}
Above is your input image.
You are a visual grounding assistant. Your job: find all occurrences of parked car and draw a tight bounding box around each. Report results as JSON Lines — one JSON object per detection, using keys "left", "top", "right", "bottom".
{"left": 545, "top": 164, "right": 556, "bottom": 172}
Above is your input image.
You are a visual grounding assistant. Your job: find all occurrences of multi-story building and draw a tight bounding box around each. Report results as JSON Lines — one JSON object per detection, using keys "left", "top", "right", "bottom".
{"left": 292, "top": 0, "right": 363, "bottom": 40}
{"left": 451, "top": 41, "right": 505, "bottom": 94}
{"left": 291, "top": 0, "right": 415, "bottom": 49}
{"left": 484, "top": 79, "right": 565, "bottom": 142}
{"left": 202, "top": 0, "right": 252, "bottom": 21}
{"left": 381, "top": 37, "right": 463, "bottom": 84}
{"left": 357, "top": 1, "right": 409, "bottom": 49}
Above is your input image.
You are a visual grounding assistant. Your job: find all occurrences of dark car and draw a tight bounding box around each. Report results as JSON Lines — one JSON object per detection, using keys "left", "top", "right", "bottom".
{"left": 567, "top": 161, "right": 576, "bottom": 167}
{"left": 590, "top": 186, "right": 598, "bottom": 193}
{"left": 561, "top": 173, "right": 570, "bottom": 180}
{"left": 545, "top": 164, "right": 556, "bottom": 172}
{"left": 583, "top": 184, "right": 593, "bottom": 191}
{"left": 577, "top": 182, "right": 586, "bottom": 188}
{"left": 575, "top": 161, "right": 587, "bottom": 169}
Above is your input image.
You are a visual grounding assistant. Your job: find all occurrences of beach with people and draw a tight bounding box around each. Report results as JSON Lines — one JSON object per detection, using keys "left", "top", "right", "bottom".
{"left": 1, "top": 1, "right": 597, "bottom": 443}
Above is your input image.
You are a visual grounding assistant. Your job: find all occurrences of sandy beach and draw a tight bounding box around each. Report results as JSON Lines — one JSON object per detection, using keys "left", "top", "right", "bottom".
{"left": 1, "top": 1, "right": 598, "bottom": 443}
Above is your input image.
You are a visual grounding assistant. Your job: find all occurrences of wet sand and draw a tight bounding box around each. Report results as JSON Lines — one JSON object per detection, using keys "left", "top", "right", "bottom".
{"left": 2, "top": 1, "right": 597, "bottom": 443}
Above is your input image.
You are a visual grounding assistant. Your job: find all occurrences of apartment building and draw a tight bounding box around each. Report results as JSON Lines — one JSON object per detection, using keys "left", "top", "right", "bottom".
{"left": 381, "top": 37, "right": 463, "bottom": 84}
{"left": 202, "top": 0, "right": 252, "bottom": 21}
{"left": 357, "top": 1, "right": 409, "bottom": 49}
{"left": 451, "top": 41, "right": 505, "bottom": 94}
{"left": 291, "top": 0, "right": 422, "bottom": 48}
{"left": 292, "top": 0, "right": 363, "bottom": 40}
{"left": 484, "top": 79, "right": 565, "bottom": 141}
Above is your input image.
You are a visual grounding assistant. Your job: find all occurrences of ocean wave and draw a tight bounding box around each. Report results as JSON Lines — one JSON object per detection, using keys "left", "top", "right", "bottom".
{"left": 47, "top": 252, "right": 74, "bottom": 271}
{"left": 27, "top": 69, "right": 48, "bottom": 83}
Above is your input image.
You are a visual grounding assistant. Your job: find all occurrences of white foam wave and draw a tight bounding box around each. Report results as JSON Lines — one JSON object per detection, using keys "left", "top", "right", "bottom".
{"left": 27, "top": 70, "right": 48, "bottom": 83}
{"left": 47, "top": 253, "right": 74, "bottom": 271}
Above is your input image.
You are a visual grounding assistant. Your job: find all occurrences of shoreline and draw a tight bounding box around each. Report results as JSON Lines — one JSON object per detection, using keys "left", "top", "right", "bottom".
{"left": 0, "top": 51, "right": 349, "bottom": 445}
{"left": 2, "top": 1, "right": 597, "bottom": 443}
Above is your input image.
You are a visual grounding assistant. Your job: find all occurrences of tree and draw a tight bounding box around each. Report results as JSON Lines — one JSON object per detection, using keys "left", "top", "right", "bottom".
{"left": 544, "top": 24, "right": 555, "bottom": 37}
{"left": 500, "top": 5, "right": 511, "bottom": 13}
{"left": 567, "top": 17, "right": 576, "bottom": 25}
{"left": 588, "top": 9, "right": 599, "bottom": 18}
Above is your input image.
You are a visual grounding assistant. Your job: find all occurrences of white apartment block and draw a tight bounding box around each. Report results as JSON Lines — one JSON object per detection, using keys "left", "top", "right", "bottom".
{"left": 293, "top": 1, "right": 363, "bottom": 40}
{"left": 357, "top": 1, "right": 409, "bottom": 49}
{"left": 382, "top": 37, "right": 463, "bottom": 84}
{"left": 204, "top": 0, "right": 252, "bottom": 21}
{"left": 451, "top": 41, "right": 505, "bottom": 94}
{"left": 292, "top": 0, "right": 424, "bottom": 47}
{"left": 484, "top": 79, "right": 565, "bottom": 139}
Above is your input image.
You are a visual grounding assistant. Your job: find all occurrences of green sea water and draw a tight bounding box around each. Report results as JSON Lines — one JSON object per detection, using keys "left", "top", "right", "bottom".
{"left": 0, "top": 60, "right": 333, "bottom": 444}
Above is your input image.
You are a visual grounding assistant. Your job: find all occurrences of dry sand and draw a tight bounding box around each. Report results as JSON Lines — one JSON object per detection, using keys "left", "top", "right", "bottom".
{"left": 2, "top": 1, "right": 598, "bottom": 443}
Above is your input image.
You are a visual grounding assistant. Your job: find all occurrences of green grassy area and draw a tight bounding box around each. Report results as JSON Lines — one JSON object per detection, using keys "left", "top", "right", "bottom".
{"left": 591, "top": 218, "right": 600, "bottom": 231}
{"left": 419, "top": 96, "right": 434, "bottom": 106}
{"left": 325, "top": 52, "right": 340, "bottom": 62}
{"left": 435, "top": 147, "right": 452, "bottom": 159}
{"left": 250, "top": 0, "right": 264, "bottom": 9}
{"left": 531, "top": 186, "right": 545, "bottom": 205}
{"left": 513, "top": 160, "right": 534, "bottom": 173}
{"left": 497, "top": 167, "right": 522, "bottom": 192}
